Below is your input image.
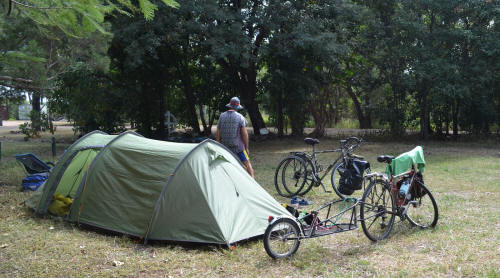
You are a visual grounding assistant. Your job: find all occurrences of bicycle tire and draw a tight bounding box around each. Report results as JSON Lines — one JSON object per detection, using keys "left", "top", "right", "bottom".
{"left": 360, "top": 179, "right": 396, "bottom": 242}
{"left": 263, "top": 218, "right": 301, "bottom": 259}
{"left": 406, "top": 183, "right": 438, "bottom": 228}
{"left": 274, "top": 156, "right": 307, "bottom": 197}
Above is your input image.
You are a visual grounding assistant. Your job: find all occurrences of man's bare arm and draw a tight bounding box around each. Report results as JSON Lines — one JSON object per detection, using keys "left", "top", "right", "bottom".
{"left": 216, "top": 128, "right": 221, "bottom": 142}
{"left": 241, "top": 126, "right": 249, "bottom": 155}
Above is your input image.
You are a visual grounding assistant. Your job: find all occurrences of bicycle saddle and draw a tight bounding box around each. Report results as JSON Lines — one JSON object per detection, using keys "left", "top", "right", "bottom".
{"left": 304, "top": 138, "right": 320, "bottom": 145}
{"left": 377, "top": 155, "right": 395, "bottom": 163}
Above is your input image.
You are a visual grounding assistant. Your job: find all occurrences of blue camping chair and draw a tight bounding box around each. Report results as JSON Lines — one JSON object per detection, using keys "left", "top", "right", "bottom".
{"left": 14, "top": 153, "right": 54, "bottom": 175}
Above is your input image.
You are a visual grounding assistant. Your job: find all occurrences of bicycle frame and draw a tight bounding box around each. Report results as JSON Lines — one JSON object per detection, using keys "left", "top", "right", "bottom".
{"left": 272, "top": 198, "right": 360, "bottom": 241}
{"left": 273, "top": 137, "right": 367, "bottom": 198}
{"left": 365, "top": 164, "right": 421, "bottom": 216}
{"left": 290, "top": 144, "right": 350, "bottom": 187}
{"left": 273, "top": 193, "right": 392, "bottom": 242}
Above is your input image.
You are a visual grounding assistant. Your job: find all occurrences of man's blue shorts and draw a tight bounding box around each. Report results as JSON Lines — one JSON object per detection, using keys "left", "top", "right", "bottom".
{"left": 237, "top": 150, "right": 249, "bottom": 162}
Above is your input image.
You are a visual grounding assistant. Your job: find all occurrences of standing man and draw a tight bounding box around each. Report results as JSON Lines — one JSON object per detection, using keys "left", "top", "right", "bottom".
{"left": 216, "top": 97, "right": 254, "bottom": 178}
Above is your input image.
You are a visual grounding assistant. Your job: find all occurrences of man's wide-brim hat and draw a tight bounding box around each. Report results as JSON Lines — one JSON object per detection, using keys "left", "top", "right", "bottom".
{"left": 226, "top": 97, "right": 243, "bottom": 110}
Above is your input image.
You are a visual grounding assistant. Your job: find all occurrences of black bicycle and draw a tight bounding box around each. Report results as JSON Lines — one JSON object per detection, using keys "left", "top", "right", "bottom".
{"left": 274, "top": 137, "right": 369, "bottom": 199}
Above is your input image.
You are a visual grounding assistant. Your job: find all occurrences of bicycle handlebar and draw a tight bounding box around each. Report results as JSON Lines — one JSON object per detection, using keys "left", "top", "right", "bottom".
{"left": 339, "top": 137, "right": 363, "bottom": 153}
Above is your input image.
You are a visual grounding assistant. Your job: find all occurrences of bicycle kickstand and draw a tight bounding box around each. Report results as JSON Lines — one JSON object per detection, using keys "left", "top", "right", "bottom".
{"left": 401, "top": 200, "right": 418, "bottom": 218}
{"left": 319, "top": 181, "right": 331, "bottom": 193}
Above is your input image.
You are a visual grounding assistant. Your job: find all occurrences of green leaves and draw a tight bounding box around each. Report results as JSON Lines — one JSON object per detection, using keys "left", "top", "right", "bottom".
{"left": 161, "top": 0, "right": 180, "bottom": 9}
{"left": 4, "top": 51, "right": 46, "bottom": 63}
{"left": 138, "top": 0, "right": 158, "bottom": 21}
{"left": 2, "top": 0, "right": 180, "bottom": 37}
{"left": 138, "top": 0, "right": 179, "bottom": 21}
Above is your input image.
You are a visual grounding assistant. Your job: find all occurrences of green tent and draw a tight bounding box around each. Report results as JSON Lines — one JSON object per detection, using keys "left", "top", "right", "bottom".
{"left": 26, "top": 131, "right": 117, "bottom": 214}
{"left": 31, "top": 131, "right": 291, "bottom": 245}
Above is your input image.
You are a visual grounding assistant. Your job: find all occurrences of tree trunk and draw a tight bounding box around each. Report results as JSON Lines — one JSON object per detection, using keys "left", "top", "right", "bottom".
{"left": 420, "top": 91, "right": 429, "bottom": 141}
{"left": 436, "top": 115, "right": 443, "bottom": 136}
{"left": 240, "top": 75, "right": 266, "bottom": 135}
{"left": 277, "top": 91, "right": 284, "bottom": 137}
{"left": 309, "top": 110, "right": 326, "bottom": 138}
{"left": 452, "top": 99, "right": 459, "bottom": 139}
{"left": 445, "top": 115, "right": 449, "bottom": 136}
{"left": 244, "top": 100, "right": 266, "bottom": 135}
{"left": 31, "top": 92, "right": 42, "bottom": 132}
{"left": 138, "top": 83, "right": 153, "bottom": 138}
{"left": 207, "top": 109, "right": 216, "bottom": 136}
{"left": 225, "top": 64, "right": 266, "bottom": 136}
{"left": 199, "top": 105, "right": 208, "bottom": 134}
{"left": 334, "top": 88, "right": 341, "bottom": 124}
{"left": 345, "top": 86, "right": 372, "bottom": 129}
{"left": 157, "top": 91, "right": 166, "bottom": 139}
{"left": 307, "top": 87, "right": 333, "bottom": 138}
{"left": 199, "top": 105, "right": 214, "bottom": 136}
{"left": 180, "top": 73, "right": 200, "bottom": 135}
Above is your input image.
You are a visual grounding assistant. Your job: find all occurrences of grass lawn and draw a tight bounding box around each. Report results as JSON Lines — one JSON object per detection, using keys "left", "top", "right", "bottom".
{"left": 1, "top": 131, "right": 499, "bottom": 277}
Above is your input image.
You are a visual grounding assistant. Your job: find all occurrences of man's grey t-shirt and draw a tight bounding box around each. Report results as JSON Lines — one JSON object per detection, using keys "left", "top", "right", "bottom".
{"left": 217, "top": 111, "right": 248, "bottom": 153}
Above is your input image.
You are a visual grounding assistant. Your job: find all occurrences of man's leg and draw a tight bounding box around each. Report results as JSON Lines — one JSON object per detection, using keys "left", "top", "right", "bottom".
{"left": 237, "top": 150, "right": 254, "bottom": 178}
{"left": 243, "top": 160, "right": 254, "bottom": 178}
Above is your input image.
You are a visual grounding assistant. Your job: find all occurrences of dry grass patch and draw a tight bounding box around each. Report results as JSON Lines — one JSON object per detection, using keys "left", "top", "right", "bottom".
{"left": 0, "top": 135, "right": 499, "bottom": 277}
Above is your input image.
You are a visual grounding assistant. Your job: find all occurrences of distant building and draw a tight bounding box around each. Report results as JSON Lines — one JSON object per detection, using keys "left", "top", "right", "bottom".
{"left": 18, "top": 104, "right": 32, "bottom": 120}
{"left": 17, "top": 103, "right": 48, "bottom": 120}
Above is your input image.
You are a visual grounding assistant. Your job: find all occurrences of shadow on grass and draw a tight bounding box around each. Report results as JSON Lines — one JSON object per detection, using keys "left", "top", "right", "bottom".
{"left": 26, "top": 214, "right": 265, "bottom": 252}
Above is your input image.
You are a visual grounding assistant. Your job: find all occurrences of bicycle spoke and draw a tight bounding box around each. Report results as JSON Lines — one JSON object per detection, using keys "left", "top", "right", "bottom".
{"left": 366, "top": 214, "right": 380, "bottom": 230}
{"left": 264, "top": 219, "right": 301, "bottom": 259}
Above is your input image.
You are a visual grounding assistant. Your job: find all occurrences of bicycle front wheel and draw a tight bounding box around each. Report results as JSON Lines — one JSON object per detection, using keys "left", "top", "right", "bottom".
{"left": 331, "top": 162, "right": 370, "bottom": 200}
{"left": 263, "top": 218, "right": 301, "bottom": 259}
{"left": 360, "top": 179, "right": 396, "bottom": 242}
{"left": 406, "top": 183, "right": 438, "bottom": 228}
{"left": 274, "top": 156, "right": 307, "bottom": 197}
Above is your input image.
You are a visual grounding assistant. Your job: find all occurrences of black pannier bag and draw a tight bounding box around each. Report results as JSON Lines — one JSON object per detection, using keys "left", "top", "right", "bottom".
{"left": 338, "top": 159, "right": 370, "bottom": 195}
{"left": 411, "top": 172, "right": 427, "bottom": 198}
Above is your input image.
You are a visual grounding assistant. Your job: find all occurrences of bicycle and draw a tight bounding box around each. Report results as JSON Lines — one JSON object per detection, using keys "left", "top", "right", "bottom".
{"left": 263, "top": 194, "right": 395, "bottom": 259}
{"left": 274, "top": 137, "right": 370, "bottom": 199}
{"left": 360, "top": 147, "right": 438, "bottom": 241}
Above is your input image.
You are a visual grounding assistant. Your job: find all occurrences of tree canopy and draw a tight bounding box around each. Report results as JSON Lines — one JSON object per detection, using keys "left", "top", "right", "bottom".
{"left": 2, "top": 0, "right": 499, "bottom": 139}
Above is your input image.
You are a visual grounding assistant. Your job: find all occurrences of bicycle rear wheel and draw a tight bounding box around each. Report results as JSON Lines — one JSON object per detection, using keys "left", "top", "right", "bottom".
{"left": 406, "top": 183, "right": 438, "bottom": 228}
{"left": 263, "top": 218, "right": 301, "bottom": 259}
{"left": 293, "top": 155, "right": 316, "bottom": 196}
{"left": 274, "top": 156, "right": 307, "bottom": 197}
{"left": 360, "top": 179, "right": 396, "bottom": 242}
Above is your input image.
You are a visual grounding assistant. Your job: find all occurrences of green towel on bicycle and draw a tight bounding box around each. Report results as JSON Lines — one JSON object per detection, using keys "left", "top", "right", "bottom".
{"left": 386, "top": 146, "right": 426, "bottom": 177}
